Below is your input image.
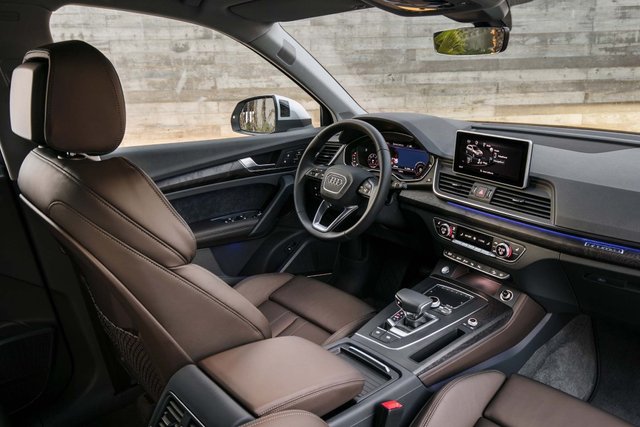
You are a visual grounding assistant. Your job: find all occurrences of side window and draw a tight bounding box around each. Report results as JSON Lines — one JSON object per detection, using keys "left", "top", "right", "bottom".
{"left": 49, "top": 7, "right": 321, "bottom": 147}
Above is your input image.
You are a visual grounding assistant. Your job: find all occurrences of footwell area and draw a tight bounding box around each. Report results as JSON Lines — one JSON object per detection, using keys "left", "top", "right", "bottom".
{"left": 519, "top": 315, "right": 597, "bottom": 400}
{"left": 590, "top": 320, "right": 640, "bottom": 426}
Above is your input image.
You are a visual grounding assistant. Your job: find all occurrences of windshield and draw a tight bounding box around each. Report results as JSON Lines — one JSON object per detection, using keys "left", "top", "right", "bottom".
{"left": 282, "top": 0, "right": 640, "bottom": 133}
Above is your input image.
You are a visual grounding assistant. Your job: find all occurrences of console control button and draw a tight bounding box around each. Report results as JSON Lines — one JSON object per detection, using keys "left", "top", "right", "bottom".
{"left": 467, "top": 318, "right": 479, "bottom": 328}
{"left": 443, "top": 251, "right": 510, "bottom": 280}
{"left": 500, "top": 289, "right": 514, "bottom": 302}
{"left": 429, "top": 296, "right": 441, "bottom": 309}
{"left": 380, "top": 333, "right": 398, "bottom": 343}
{"left": 390, "top": 310, "right": 405, "bottom": 322}
{"left": 435, "top": 306, "right": 452, "bottom": 316}
{"left": 495, "top": 242, "right": 513, "bottom": 258}
{"left": 370, "top": 328, "right": 385, "bottom": 339}
{"left": 438, "top": 223, "right": 454, "bottom": 238}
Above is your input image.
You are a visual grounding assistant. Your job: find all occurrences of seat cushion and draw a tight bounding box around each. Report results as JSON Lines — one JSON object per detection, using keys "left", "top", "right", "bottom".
{"left": 200, "top": 336, "right": 364, "bottom": 417}
{"left": 235, "top": 273, "right": 375, "bottom": 345}
{"left": 412, "top": 371, "right": 633, "bottom": 427}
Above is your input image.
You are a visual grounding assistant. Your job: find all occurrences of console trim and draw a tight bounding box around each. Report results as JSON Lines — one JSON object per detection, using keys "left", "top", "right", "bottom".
{"left": 355, "top": 304, "right": 485, "bottom": 351}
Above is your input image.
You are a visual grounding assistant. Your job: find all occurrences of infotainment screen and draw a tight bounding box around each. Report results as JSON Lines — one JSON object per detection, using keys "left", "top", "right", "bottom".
{"left": 453, "top": 131, "right": 533, "bottom": 189}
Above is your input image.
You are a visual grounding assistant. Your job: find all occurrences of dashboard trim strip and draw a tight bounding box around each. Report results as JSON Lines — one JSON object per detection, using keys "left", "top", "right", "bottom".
{"left": 449, "top": 202, "right": 640, "bottom": 255}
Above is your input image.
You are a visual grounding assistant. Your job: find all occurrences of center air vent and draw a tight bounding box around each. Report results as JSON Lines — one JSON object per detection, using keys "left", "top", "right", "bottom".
{"left": 435, "top": 164, "right": 553, "bottom": 223}
{"left": 437, "top": 172, "right": 474, "bottom": 197}
{"left": 315, "top": 142, "right": 343, "bottom": 165}
{"left": 490, "top": 187, "right": 551, "bottom": 220}
{"left": 155, "top": 394, "right": 203, "bottom": 427}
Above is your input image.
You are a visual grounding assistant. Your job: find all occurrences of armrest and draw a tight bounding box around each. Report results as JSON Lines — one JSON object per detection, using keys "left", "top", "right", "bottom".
{"left": 199, "top": 336, "right": 364, "bottom": 417}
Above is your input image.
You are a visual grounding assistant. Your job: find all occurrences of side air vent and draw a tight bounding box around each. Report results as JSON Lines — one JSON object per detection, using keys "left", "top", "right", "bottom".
{"left": 491, "top": 187, "right": 552, "bottom": 220}
{"left": 315, "top": 142, "right": 342, "bottom": 165}
{"left": 155, "top": 394, "right": 203, "bottom": 427}
{"left": 437, "top": 172, "right": 474, "bottom": 197}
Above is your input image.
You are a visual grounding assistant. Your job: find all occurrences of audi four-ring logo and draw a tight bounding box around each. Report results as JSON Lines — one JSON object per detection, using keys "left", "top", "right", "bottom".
{"left": 323, "top": 173, "right": 347, "bottom": 193}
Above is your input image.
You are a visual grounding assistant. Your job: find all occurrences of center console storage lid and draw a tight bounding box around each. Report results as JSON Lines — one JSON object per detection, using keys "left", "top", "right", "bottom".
{"left": 199, "top": 336, "right": 364, "bottom": 417}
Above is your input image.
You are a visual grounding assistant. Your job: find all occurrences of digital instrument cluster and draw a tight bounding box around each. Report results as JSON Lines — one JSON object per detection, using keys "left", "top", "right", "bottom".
{"left": 345, "top": 132, "right": 433, "bottom": 181}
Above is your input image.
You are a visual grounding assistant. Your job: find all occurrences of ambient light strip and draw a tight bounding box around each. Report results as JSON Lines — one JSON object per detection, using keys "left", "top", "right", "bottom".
{"left": 447, "top": 202, "right": 640, "bottom": 256}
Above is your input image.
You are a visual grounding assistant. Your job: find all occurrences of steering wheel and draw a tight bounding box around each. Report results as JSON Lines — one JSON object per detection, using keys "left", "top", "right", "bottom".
{"left": 294, "top": 119, "right": 392, "bottom": 240}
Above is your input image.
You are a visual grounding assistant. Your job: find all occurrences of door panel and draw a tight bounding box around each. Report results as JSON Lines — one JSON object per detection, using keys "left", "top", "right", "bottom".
{"left": 115, "top": 130, "right": 340, "bottom": 284}
{"left": 113, "top": 128, "right": 318, "bottom": 182}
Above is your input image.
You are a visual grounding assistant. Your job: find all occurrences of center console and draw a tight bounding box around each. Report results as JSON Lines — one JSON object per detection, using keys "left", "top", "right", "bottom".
{"left": 322, "top": 264, "right": 545, "bottom": 426}
{"left": 149, "top": 260, "right": 545, "bottom": 427}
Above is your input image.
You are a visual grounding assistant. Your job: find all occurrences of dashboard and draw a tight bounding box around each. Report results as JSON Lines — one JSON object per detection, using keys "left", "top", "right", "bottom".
{"left": 339, "top": 112, "right": 640, "bottom": 326}
{"left": 344, "top": 131, "right": 434, "bottom": 181}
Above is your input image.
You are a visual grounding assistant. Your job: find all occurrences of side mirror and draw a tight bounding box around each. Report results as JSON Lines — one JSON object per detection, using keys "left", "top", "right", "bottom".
{"left": 231, "top": 95, "right": 313, "bottom": 135}
{"left": 433, "top": 27, "right": 509, "bottom": 55}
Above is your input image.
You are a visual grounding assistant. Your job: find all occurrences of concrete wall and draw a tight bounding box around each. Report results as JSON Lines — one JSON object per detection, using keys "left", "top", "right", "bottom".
{"left": 51, "top": 0, "right": 640, "bottom": 146}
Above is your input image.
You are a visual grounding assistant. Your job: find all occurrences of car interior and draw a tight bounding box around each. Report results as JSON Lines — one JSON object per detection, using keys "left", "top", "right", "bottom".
{"left": 0, "top": 0, "right": 639, "bottom": 426}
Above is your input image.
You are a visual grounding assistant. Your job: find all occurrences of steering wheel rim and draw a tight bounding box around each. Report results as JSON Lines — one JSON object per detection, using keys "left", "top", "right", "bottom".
{"left": 294, "top": 119, "right": 392, "bottom": 241}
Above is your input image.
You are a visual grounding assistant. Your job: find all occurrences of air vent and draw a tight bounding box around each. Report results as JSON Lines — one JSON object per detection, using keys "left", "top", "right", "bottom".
{"left": 491, "top": 187, "right": 552, "bottom": 220}
{"left": 155, "top": 394, "right": 203, "bottom": 427}
{"left": 315, "top": 142, "right": 342, "bottom": 165}
{"left": 437, "top": 172, "right": 474, "bottom": 198}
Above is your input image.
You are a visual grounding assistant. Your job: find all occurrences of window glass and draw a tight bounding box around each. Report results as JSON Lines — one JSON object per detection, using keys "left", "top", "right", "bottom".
{"left": 283, "top": 1, "right": 640, "bottom": 133}
{"left": 50, "top": 6, "right": 321, "bottom": 146}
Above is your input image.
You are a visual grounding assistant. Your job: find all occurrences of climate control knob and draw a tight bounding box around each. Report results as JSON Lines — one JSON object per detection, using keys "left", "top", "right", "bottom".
{"left": 495, "top": 242, "right": 513, "bottom": 259}
{"left": 438, "top": 223, "right": 454, "bottom": 239}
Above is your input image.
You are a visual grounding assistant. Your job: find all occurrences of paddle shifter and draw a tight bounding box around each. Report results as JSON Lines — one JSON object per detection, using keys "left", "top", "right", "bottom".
{"left": 394, "top": 288, "right": 440, "bottom": 329}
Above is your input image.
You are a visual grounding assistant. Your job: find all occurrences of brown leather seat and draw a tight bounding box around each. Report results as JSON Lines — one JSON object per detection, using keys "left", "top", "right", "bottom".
{"left": 410, "top": 370, "right": 633, "bottom": 427}
{"left": 235, "top": 273, "right": 374, "bottom": 345}
{"left": 245, "top": 371, "right": 633, "bottom": 427}
{"left": 9, "top": 40, "right": 373, "bottom": 399}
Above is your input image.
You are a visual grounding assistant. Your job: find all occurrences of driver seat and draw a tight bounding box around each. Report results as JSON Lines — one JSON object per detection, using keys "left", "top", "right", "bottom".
{"left": 9, "top": 41, "right": 374, "bottom": 398}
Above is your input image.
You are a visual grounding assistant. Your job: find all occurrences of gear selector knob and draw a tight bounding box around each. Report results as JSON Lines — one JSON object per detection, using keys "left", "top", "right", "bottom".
{"left": 395, "top": 288, "right": 433, "bottom": 320}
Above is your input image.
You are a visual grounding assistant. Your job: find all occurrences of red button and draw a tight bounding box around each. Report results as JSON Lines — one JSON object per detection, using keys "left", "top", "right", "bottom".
{"left": 475, "top": 186, "right": 487, "bottom": 198}
{"left": 381, "top": 400, "right": 403, "bottom": 410}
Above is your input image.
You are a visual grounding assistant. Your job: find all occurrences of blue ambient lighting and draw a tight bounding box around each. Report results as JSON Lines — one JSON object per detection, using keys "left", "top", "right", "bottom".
{"left": 447, "top": 202, "right": 640, "bottom": 255}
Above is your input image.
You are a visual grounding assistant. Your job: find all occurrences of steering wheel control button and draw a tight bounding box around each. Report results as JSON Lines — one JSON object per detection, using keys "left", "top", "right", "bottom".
{"left": 500, "top": 289, "right": 514, "bottom": 302}
{"left": 467, "top": 318, "right": 479, "bottom": 328}
{"left": 443, "top": 251, "right": 510, "bottom": 280}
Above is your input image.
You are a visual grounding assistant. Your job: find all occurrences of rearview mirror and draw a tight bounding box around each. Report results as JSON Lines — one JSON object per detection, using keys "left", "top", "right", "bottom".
{"left": 433, "top": 27, "right": 509, "bottom": 55}
{"left": 231, "top": 95, "right": 312, "bottom": 135}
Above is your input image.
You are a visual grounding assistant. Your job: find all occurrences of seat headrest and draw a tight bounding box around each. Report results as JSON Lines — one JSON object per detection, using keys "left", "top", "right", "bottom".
{"left": 10, "top": 40, "right": 126, "bottom": 155}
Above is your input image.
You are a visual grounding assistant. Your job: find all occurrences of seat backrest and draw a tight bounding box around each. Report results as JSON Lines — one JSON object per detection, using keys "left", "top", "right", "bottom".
{"left": 9, "top": 40, "right": 271, "bottom": 398}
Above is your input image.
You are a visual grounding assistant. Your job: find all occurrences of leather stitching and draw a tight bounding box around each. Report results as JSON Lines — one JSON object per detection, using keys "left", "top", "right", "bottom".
{"left": 260, "top": 379, "right": 363, "bottom": 415}
{"left": 416, "top": 371, "right": 505, "bottom": 427}
{"left": 241, "top": 410, "right": 323, "bottom": 427}
{"left": 49, "top": 201, "right": 267, "bottom": 340}
{"left": 33, "top": 151, "right": 189, "bottom": 264}
{"left": 121, "top": 157, "right": 196, "bottom": 240}
{"left": 322, "top": 311, "right": 375, "bottom": 345}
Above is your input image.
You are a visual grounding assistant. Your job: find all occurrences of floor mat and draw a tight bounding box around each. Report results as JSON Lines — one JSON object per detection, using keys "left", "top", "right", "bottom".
{"left": 519, "top": 315, "right": 597, "bottom": 400}
{"left": 589, "top": 320, "right": 640, "bottom": 426}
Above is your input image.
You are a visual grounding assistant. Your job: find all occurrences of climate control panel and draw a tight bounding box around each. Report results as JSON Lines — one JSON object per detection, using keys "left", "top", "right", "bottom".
{"left": 434, "top": 218, "right": 526, "bottom": 262}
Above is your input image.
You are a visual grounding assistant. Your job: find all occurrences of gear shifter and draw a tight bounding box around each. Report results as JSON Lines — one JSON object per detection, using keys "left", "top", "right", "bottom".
{"left": 395, "top": 288, "right": 439, "bottom": 329}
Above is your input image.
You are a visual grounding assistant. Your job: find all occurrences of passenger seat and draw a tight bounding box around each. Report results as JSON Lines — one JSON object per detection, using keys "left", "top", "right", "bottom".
{"left": 242, "top": 370, "right": 633, "bottom": 427}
